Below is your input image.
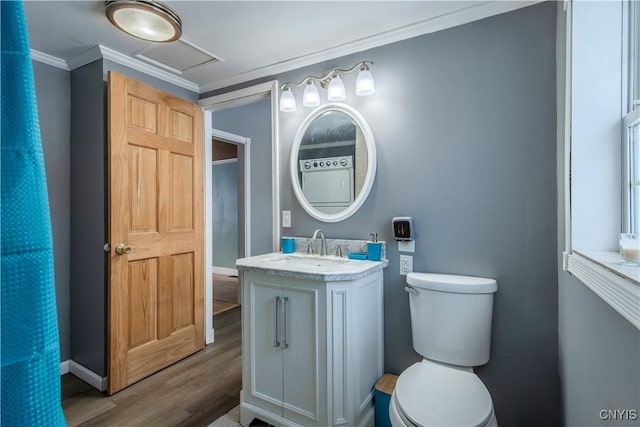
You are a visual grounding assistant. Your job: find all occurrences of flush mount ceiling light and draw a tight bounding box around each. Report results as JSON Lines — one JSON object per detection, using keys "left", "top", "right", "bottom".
{"left": 105, "top": 0, "right": 182, "bottom": 42}
{"left": 280, "top": 61, "right": 375, "bottom": 112}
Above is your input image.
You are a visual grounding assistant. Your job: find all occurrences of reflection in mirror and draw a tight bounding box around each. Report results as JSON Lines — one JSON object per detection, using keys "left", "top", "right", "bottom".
{"left": 291, "top": 103, "right": 376, "bottom": 222}
{"left": 297, "top": 110, "right": 367, "bottom": 214}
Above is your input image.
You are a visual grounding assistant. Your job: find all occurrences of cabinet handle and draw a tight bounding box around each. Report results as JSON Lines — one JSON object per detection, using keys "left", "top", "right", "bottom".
{"left": 282, "top": 297, "right": 289, "bottom": 349}
{"left": 273, "top": 296, "right": 281, "bottom": 348}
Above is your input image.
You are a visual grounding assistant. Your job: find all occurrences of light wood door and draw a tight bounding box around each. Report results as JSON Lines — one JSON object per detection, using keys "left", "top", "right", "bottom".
{"left": 108, "top": 71, "right": 204, "bottom": 394}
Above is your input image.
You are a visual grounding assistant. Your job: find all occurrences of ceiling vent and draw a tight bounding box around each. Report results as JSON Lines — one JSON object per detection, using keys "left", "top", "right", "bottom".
{"left": 135, "top": 39, "right": 222, "bottom": 74}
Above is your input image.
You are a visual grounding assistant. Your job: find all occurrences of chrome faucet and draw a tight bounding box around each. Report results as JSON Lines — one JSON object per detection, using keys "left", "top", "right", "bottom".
{"left": 312, "top": 229, "right": 328, "bottom": 256}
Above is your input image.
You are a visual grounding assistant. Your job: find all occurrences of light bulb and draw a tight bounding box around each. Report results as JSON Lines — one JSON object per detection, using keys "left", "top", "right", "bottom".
{"left": 356, "top": 67, "right": 375, "bottom": 96}
{"left": 302, "top": 80, "right": 320, "bottom": 107}
{"left": 327, "top": 75, "right": 346, "bottom": 101}
{"left": 279, "top": 87, "right": 296, "bottom": 112}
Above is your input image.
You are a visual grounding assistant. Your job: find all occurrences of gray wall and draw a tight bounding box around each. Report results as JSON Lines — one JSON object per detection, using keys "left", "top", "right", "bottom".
{"left": 212, "top": 100, "right": 273, "bottom": 257}
{"left": 273, "top": 3, "right": 559, "bottom": 426}
{"left": 33, "top": 61, "right": 71, "bottom": 362}
{"left": 70, "top": 59, "right": 106, "bottom": 374}
{"left": 556, "top": 3, "right": 640, "bottom": 426}
{"left": 558, "top": 273, "right": 640, "bottom": 426}
{"left": 69, "top": 59, "right": 198, "bottom": 375}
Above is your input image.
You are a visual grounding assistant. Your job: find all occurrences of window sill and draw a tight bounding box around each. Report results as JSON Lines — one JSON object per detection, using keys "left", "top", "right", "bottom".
{"left": 566, "top": 251, "right": 640, "bottom": 329}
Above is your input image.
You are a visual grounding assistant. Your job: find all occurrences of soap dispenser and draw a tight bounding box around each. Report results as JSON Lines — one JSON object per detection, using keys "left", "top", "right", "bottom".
{"left": 367, "top": 232, "right": 382, "bottom": 261}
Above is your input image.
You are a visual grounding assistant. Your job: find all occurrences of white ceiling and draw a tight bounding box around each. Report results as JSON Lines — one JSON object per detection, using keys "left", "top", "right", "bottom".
{"left": 24, "top": 1, "right": 539, "bottom": 93}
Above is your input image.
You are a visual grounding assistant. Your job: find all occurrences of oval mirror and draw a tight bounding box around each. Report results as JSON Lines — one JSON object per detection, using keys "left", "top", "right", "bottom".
{"left": 290, "top": 103, "right": 376, "bottom": 222}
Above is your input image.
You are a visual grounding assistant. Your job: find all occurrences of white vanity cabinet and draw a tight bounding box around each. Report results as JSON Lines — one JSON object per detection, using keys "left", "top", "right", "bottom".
{"left": 239, "top": 267, "right": 384, "bottom": 427}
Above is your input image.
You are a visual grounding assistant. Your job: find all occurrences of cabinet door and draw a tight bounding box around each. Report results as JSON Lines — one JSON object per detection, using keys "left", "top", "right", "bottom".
{"left": 281, "top": 279, "right": 326, "bottom": 426}
{"left": 243, "top": 273, "right": 284, "bottom": 414}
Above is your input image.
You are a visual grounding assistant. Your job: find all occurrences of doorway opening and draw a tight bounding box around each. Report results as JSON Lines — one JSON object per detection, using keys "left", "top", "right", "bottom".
{"left": 211, "top": 130, "right": 249, "bottom": 317}
{"left": 201, "top": 81, "right": 280, "bottom": 345}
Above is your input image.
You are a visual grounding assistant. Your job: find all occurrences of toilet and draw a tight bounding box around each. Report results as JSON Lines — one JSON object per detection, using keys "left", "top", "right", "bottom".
{"left": 389, "top": 273, "right": 498, "bottom": 427}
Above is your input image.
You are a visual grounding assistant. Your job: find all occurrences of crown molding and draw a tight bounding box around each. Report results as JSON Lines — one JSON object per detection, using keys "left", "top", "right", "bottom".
{"left": 65, "top": 45, "right": 103, "bottom": 71}
{"left": 30, "top": 49, "right": 69, "bottom": 71}
{"left": 98, "top": 45, "right": 200, "bottom": 92}
{"left": 67, "top": 45, "right": 199, "bottom": 93}
{"left": 199, "top": 0, "right": 541, "bottom": 93}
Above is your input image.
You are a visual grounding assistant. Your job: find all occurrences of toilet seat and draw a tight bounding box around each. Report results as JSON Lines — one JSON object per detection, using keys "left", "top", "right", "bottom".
{"left": 393, "top": 360, "right": 494, "bottom": 427}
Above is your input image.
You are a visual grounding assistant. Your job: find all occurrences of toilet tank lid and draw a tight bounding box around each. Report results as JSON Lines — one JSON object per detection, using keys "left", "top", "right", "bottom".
{"left": 407, "top": 273, "right": 497, "bottom": 294}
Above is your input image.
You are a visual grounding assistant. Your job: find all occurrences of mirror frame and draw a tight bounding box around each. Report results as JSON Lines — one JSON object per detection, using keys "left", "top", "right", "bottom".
{"left": 290, "top": 103, "right": 377, "bottom": 223}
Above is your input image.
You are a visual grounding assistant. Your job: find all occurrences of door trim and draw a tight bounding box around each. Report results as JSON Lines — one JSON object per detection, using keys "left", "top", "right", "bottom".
{"left": 200, "top": 80, "right": 281, "bottom": 251}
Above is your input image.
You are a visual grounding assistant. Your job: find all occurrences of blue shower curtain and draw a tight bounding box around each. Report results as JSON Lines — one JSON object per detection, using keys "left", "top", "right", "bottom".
{"left": 1, "top": 1, "right": 67, "bottom": 425}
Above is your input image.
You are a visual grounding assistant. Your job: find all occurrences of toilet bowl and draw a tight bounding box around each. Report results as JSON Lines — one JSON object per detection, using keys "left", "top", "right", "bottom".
{"left": 389, "top": 359, "right": 497, "bottom": 427}
{"left": 391, "top": 272, "right": 498, "bottom": 427}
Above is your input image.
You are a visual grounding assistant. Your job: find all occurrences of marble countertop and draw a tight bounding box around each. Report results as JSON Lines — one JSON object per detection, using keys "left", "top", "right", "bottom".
{"left": 236, "top": 252, "right": 389, "bottom": 281}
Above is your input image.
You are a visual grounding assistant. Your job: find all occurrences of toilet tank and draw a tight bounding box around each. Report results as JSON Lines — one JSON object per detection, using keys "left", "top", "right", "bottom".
{"left": 406, "top": 273, "right": 497, "bottom": 367}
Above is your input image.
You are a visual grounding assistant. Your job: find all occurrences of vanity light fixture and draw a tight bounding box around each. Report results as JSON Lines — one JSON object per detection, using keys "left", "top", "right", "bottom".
{"left": 280, "top": 87, "right": 297, "bottom": 112}
{"left": 302, "top": 81, "right": 321, "bottom": 107}
{"left": 355, "top": 64, "right": 375, "bottom": 96}
{"left": 327, "top": 74, "right": 346, "bottom": 101}
{"left": 279, "top": 61, "right": 374, "bottom": 112}
{"left": 105, "top": 0, "right": 182, "bottom": 42}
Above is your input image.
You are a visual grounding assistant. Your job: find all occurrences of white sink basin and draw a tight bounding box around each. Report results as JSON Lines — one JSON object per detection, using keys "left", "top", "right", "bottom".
{"left": 276, "top": 254, "right": 350, "bottom": 266}
{"left": 236, "top": 252, "right": 388, "bottom": 281}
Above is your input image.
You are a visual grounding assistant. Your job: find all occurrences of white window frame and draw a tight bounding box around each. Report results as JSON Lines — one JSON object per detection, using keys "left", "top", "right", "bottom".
{"left": 623, "top": 0, "right": 640, "bottom": 234}
{"left": 624, "top": 112, "right": 640, "bottom": 234}
{"left": 562, "top": 0, "right": 640, "bottom": 330}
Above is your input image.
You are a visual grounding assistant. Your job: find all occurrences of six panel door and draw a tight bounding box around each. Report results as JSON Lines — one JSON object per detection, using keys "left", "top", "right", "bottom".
{"left": 108, "top": 71, "right": 204, "bottom": 394}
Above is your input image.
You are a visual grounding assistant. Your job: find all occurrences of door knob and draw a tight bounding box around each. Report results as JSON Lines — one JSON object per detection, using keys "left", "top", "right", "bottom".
{"left": 115, "top": 243, "right": 131, "bottom": 255}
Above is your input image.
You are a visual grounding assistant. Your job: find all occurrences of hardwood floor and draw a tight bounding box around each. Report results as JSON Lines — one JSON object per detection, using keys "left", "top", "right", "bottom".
{"left": 213, "top": 273, "right": 240, "bottom": 316}
{"left": 62, "top": 307, "right": 241, "bottom": 427}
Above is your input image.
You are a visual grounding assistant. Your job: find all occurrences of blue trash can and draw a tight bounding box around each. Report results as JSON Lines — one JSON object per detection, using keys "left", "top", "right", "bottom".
{"left": 374, "top": 374, "right": 398, "bottom": 427}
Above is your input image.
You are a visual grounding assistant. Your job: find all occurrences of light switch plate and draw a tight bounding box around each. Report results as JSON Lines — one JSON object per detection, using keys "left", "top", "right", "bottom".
{"left": 282, "top": 210, "right": 291, "bottom": 227}
{"left": 398, "top": 240, "right": 415, "bottom": 252}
